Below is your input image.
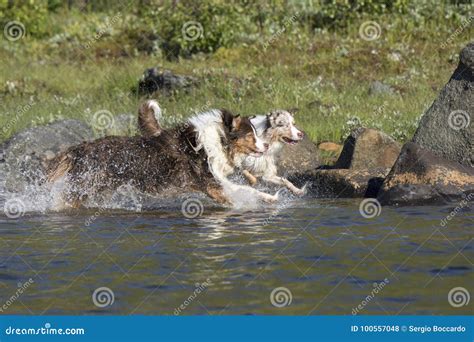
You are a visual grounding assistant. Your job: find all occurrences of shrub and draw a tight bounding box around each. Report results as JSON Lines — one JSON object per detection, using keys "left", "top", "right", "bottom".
{"left": 140, "top": 0, "right": 252, "bottom": 59}
{"left": 0, "top": 0, "right": 50, "bottom": 38}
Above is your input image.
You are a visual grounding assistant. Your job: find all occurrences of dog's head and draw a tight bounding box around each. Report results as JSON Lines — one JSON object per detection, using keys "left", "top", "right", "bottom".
{"left": 221, "top": 109, "right": 268, "bottom": 157}
{"left": 255, "top": 109, "right": 304, "bottom": 145}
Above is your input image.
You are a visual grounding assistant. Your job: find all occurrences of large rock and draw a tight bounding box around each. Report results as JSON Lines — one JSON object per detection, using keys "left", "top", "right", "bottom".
{"left": 378, "top": 142, "right": 474, "bottom": 205}
{"left": 297, "top": 168, "right": 389, "bottom": 198}
{"left": 318, "top": 141, "right": 342, "bottom": 154}
{"left": 107, "top": 113, "right": 136, "bottom": 136}
{"left": 137, "top": 67, "right": 198, "bottom": 95}
{"left": 0, "top": 120, "right": 94, "bottom": 191}
{"left": 277, "top": 135, "right": 320, "bottom": 176}
{"left": 335, "top": 127, "right": 401, "bottom": 169}
{"left": 412, "top": 42, "right": 474, "bottom": 167}
{"left": 287, "top": 128, "right": 399, "bottom": 198}
{"left": 318, "top": 141, "right": 343, "bottom": 165}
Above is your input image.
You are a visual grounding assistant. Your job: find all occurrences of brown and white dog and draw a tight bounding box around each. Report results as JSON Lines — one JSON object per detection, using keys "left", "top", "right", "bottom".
{"left": 138, "top": 103, "right": 306, "bottom": 195}
{"left": 235, "top": 110, "right": 307, "bottom": 195}
{"left": 46, "top": 103, "right": 278, "bottom": 208}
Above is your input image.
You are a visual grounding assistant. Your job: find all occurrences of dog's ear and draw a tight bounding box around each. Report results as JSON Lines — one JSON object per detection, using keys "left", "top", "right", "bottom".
{"left": 287, "top": 108, "right": 299, "bottom": 116}
{"left": 232, "top": 115, "right": 242, "bottom": 131}
{"left": 221, "top": 109, "right": 235, "bottom": 130}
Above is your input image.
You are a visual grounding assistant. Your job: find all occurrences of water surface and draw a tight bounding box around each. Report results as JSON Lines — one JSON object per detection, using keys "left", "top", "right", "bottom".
{"left": 0, "top": 197, "right": 472, "bottom": 315}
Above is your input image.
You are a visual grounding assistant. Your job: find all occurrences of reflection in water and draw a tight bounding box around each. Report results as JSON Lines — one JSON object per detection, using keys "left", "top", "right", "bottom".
{"left": 0, "top": 196, "right": 472, "bottom": 315}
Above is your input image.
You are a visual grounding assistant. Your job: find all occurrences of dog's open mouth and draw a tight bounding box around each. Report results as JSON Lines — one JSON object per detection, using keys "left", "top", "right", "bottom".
{"left": 251, "top": 152, "right": 264, "bottom": 157}
{"left": 282, "top": 137, "right": 300, "bottom": 145}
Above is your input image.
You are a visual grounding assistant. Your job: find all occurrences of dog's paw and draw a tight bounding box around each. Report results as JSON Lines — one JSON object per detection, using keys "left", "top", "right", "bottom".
{"left": 261, "top": 191, "right": 279, "bottom": 203}
{"left": 248, "top": 176, "right": 258, "bottom": 186}
{"left": 243, "top": 170, "right": 258, "bottom": 186}
{"left": 293, "top": 183, "right": 309, "bottom": 196}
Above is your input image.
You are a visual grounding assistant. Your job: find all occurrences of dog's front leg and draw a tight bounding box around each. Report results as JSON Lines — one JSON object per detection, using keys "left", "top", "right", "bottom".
{"left": 206, "top": 184, "right": 232, "bottom": 205}
{"left": 242, "top": 170, "right": 258, "bottom": 185}
{"left": 221, "top": 180, "right": 279, "bottom": 203}
{"left": 243, "top": 186, "right": 279, "bottom": 203}
{"left": 263, "top": 176, "right": 306, "bottom": 196}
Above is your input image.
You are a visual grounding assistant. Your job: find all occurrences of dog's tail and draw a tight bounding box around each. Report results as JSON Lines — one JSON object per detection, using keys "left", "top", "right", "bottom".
{"left": 138, "top": 100, "right": 162, "bottom": 137}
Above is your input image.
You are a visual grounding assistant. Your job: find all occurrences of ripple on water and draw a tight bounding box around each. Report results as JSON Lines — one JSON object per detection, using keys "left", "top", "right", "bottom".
{"left": 0, "top": 273, "right": 20, "bottom": 281}
{"left": 430, "top": 265, "right": 471, "bottom": 275}
{"left": 0, "top": 191, "right": 473, "bottom": 315}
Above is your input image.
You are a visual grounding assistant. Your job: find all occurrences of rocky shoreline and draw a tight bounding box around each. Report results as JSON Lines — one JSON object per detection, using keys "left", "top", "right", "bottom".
{"left": 286, "top": 43, "right": 473, "bottom": 205}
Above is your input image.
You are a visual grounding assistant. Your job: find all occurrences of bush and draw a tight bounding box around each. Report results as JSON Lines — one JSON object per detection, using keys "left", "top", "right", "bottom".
{"left": 2, "top": 0, "right": 471, "bottom": 58}
{"left": 294, "top": 0, "right": 410, "bottom": 30}
{"left": 0, "top": 0, "right": 50, "bottom": 38}
{"left": 140, "top": 1, "right": 252, "bottom": 59}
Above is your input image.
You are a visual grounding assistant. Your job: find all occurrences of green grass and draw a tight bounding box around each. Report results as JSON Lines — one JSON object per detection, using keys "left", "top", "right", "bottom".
{"left": 0, "top": 10, "right": 472, "bottom": 145}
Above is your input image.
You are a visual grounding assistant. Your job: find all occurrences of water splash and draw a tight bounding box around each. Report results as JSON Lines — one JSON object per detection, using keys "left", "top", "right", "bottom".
{"left": 0, "top": 156, "right": 290, "bottom": 215}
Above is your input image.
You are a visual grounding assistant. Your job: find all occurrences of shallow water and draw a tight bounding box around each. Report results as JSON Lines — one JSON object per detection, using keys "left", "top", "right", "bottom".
{"left": 0, "top": 195, "right": 472, "bottom": 315}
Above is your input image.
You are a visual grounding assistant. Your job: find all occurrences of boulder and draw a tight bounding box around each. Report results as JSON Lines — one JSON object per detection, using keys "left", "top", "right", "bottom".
{"left": 287, "top": 129, "right": 399, "bottom": 198}
{"left": 335, "top": 128, "right": 401, "bottom": 169}
{"left": 318, "top": 141, "right": 343, "bottom": 165}
{"left": 137, "top": 67, "right": 198, "bottom": 95}
{"left": 318, "top": 141, "right": 342, "bottom": 153}
{"left": 107, "top": 113, "right": 136, "bottom": 136}
{"left": 278, "top": 135, "right": 320, "bottom": 176}
{"left": 378, "top": 142, "right": 474, "bottom": 205}
{"left": 296, "top": 168, "right": 389, "bottom": 198}
{"left": 0, "top": 120, "right": 94, "bottom": 191}
{"left": 412, "top": 42, "right": 474, "bottom": 167}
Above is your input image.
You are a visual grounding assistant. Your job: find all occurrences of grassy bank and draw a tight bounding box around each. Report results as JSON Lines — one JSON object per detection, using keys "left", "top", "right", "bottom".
{"left": 0, "top": 1, "right": 472, "bottom": 144}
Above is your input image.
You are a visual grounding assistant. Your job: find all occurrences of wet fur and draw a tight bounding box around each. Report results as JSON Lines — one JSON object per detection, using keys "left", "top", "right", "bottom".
{"left": 138, "top": 102, "right": 305, "bottom": 195}
{"left": 47, "top": 106, "right": 276, "bottom": 207}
